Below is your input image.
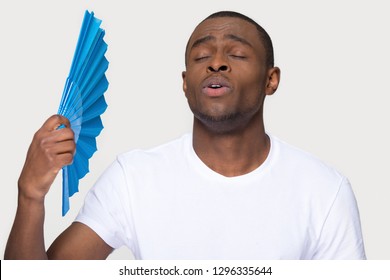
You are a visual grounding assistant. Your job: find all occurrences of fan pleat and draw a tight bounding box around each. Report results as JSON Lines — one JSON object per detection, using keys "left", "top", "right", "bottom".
{"left": 82, "top": 96, "right": 108, "bottom": 123}
{"left": 79, "top": 117, "right": 104, "bottom": 138}
{"left": 77, "top": 135, "right": 98, "bottom": 159}
{"left": 67, "top": 164, "right": 80, "bottom": 196}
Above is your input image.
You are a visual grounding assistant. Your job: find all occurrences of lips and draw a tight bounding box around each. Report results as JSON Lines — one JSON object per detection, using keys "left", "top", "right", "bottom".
{"left": 201, "top": 76, "right": 232, "bottom": 97}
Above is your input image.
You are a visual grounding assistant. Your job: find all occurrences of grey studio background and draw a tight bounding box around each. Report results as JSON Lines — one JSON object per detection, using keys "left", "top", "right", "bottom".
{"left": 0, "top": 0, "right": 389, "bottom": 260}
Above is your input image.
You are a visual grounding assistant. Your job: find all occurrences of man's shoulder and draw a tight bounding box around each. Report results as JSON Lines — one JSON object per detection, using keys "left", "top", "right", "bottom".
{"left": 116, "top": 133, "right": 191, "bottom": 166}
{"left": 269, "top": 134, "right": 346, "bottom": 184}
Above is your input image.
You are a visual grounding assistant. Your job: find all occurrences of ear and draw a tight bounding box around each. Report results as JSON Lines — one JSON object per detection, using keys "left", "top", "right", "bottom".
{"left": 265, "top": 67, "right": 281, "bottom": 96}
{"left": 182, "top": 71, "right": 188, "bottom": 95}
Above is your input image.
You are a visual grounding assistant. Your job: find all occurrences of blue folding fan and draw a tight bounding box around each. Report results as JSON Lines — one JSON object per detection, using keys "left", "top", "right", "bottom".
{"left": 57, "top": 10, "right": 109, "bottom": 216}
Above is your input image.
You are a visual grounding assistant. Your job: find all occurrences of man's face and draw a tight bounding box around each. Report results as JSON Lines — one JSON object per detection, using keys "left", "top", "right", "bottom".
{"left": 182, "top": 17, "right": 277, "bottom": 133}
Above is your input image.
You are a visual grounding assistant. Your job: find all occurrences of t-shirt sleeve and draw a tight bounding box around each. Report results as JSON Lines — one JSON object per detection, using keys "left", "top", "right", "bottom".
{"left": 313, "top": 177, "right": 366, "bottom": 259}
{"left": 75, "top": 159, "right": 136, "bottom": 251}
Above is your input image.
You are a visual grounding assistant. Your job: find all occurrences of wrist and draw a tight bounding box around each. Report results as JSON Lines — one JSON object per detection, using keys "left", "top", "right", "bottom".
{"left": 17, "top": 174, "right": 50, "bottom": 203}
{"left": 17, "top": 184, "right": 46, "bottom": 206}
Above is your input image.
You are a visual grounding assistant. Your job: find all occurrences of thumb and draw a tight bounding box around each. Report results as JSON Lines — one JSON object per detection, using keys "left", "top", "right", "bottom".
{"left": 42, "top": 115, "right": 71, "bottom": 131}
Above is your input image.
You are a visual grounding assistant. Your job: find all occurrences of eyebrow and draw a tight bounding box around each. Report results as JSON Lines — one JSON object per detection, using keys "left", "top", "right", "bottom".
{"left": 190, "top": 34, "right": 253, "bottom": 50}
{"left": 191, "top": 35, "right": 215, "bottom": 49}
{"left": 224, "top": 34, "right": 253, "bottom": 48}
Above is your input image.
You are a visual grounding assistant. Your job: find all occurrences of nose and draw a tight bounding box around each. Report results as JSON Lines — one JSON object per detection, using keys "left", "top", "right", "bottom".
{"left": 207, "top": 54, "right": 230, "bottom": 73}
{"left": 208, "top": 65, "right": 229, "bottom": 72}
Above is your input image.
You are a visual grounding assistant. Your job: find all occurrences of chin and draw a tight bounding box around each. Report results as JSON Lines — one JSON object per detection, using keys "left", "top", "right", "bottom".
{"left": 194, "top": 110, "right": 248, "bottom": 134}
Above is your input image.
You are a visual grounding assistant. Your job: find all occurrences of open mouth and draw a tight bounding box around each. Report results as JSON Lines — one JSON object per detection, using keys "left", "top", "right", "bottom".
{"left": 209, "top": 84, "right": 223, "bottom": 89}
{"left": 202, "top": 77, "right": 231, "bottom": 97}
{"left": 203, "top": 76, "right": 231, "bottom": 89}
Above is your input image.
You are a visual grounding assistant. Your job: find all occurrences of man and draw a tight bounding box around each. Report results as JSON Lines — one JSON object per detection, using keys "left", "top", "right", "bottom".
{"left": 4, "top": 11, "right": 366, "bottom": 259}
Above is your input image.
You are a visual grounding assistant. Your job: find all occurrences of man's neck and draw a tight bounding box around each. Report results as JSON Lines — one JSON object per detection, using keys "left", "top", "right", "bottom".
{"left": 192, "top": 119, "right": 270, "bottom": 177}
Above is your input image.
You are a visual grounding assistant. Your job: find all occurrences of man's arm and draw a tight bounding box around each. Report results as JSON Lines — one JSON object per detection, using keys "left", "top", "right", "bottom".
{"left": 4, "top": 115, "right": 112, "bottom": 259}
{"left": 47, "top": 222, "right": 113, "bottom": 259}
{"left": 312, "top": 178, "right": 366, "bottom": 259}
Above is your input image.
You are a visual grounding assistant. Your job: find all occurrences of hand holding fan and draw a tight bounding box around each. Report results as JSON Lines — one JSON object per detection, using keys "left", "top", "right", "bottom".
{"left": 58, "top": 11, "right": 109, "bottom": 216}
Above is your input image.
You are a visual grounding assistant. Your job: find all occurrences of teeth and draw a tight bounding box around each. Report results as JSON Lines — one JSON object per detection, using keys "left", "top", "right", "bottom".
{"left": 210, "top": 84, "right": 222, "bottom": 88}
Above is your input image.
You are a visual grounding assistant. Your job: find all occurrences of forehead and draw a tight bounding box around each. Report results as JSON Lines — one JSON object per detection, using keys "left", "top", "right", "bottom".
{"left": 189, "top": 17, "right": 262, "bottom": 48}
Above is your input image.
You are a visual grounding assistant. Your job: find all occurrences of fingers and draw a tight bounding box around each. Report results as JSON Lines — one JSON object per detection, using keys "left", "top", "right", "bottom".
{"left": 42, "top": 114, "right": 71, "bottom": 131}
{"left": 32, "top": 115, "right": 76, "bottom": 168}
{"left": 17, "top": 115, "right": 78, "bottom": 201}
{"left": 34, "top": 130, "right": 75, "bottom": 158}
{"left": 34, "top": 129, "right": 75, "bottom": 154}
{"left": 36, "top": 136, "right": 75, "bottom": 169}
{"left": 48, "top": 138, "right": 75, "bottom": 154}
{"left": 51, "top": 127, "right": 75, "bottom": 144}
{"left": 56, "top": 153, "right": 73, "bottom": 173}
{"left": 37, "top": 115, "right": 74, "bottom": 143}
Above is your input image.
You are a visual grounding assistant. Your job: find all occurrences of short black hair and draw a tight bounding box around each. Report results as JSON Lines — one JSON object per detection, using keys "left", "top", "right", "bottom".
{"left": 185, "top": 11, "right": 275, "bottom": 68}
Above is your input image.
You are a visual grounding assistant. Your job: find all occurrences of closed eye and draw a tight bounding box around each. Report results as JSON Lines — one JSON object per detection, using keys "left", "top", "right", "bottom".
{"left": 194, "top": 56, "right": 210, "bottom": 62}
{"left": 229, "top": 54, "right": 246, "bottom": 59}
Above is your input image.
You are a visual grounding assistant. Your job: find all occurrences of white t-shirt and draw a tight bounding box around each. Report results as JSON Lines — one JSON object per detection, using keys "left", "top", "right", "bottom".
{"left": 75, "top": 133, "right": 366, "bottom": 259}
